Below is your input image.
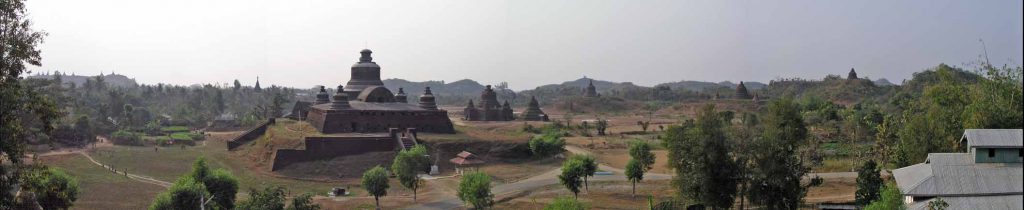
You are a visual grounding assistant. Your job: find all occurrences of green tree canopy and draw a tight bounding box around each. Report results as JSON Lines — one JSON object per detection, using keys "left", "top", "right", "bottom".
{"left": 457, "top": 171, "right": 494, "bottom": 209}
{"left": 361, "top": 166, "right": 389, "bottom": 209}
{"left": 22, "top": 167, "right": 80, "bottom": 210}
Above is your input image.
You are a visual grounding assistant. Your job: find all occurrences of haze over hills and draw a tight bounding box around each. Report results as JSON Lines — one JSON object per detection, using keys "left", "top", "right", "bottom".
{"left": 27, "top": 72, "right": 138, "bottom": 88}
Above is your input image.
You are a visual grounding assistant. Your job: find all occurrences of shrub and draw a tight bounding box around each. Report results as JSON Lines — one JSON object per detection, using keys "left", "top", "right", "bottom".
{"left": 111, "top": 130, "right": 143, "bottom": 146}
{"left": 154, "top": 136, "right": 171, "bottom": 146}
{"left": 160, "top": 126, "right": 190, "bottom": 133}
{"left": 529, "top": 132, "right": 566, "bottom": 158}
{"left": 545, "top": 196, "right": 588, "bottom": 210}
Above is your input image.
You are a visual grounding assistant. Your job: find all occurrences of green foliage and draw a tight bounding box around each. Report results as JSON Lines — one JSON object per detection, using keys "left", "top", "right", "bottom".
{"left": 111, "top": 130, "right": 143, "bottom": 145}
{"left": 234, "top": 186, "right": 286, "bottom": 210}
{"left": 625, "top": 159, "right": 645, "bottom": 196}
{"left": 151, "top": 157, "right": 238, "bottom": 210}
{"left": 21, "top": 166, "right": 80, "bottom": 210}
{"left": 361, "top": 165, "right": 389, "bottom": 208}
{"left": 457, "top": 171, "right": 494, "bottom": 209}
{"left": 286, "top": 193, "right": 321, "bottom": 210}
{"left": 558, "top": 158, "right": 585, "bottom": 199}
{"left": 392, "top": 145, "right": 429, "bottom": 202}
{"left": 927, "top": 197, "right": 949, "bottom": 210}
{"left": 544, "top": 196, "right": 589, "bottom": 210}
{"left": 747, "top": 98, "right": 814, "bottom": 210}
{"left": 161, "top": 126, "right": 190, "bottom": 133}
{"left": 855, "top": 160, "right": 883, "bottom": 205}
{"left": 149, "top": 176, "right": 209, "bottom": 210}
{"left": 892, "top": 64, "right": 1022, "bottom": 166}
{"left": 628, "top": 141, "right": 656, "bottom": 171}
{"left": 570, "top": 155, "right": 598, "bottom": 192}
{"left": 664, "top": 104, "right": 739, "bottom": 209}
{"left": 529, "top": 132, "right": 566, "bottom": 158}
{"left": 171, "top": 132, "right": 194, "bottom": 141}
{"left": 204, "top": 169, "right": 239, "bottom": 210}
{"left": 862, "top": 183, "right": 905, "bottom": 210}
{"left": 189, "top": 157, "right": 211, "bottom": 181}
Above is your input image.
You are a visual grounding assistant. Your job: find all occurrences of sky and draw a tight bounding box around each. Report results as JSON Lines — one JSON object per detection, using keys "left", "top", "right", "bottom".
{"left": 25, "top": 0, "right": 1024, "bottom": 90}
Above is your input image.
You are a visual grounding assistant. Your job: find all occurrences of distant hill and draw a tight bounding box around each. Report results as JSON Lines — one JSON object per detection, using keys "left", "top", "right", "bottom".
{"left": 873, "top": 78, "right": 895, "bottom": 86}
{"left": 382, "top": 78, "right": 486, "bottom": 96}
{"left": 28, "top": 72, "right": 138, "bottom": 88}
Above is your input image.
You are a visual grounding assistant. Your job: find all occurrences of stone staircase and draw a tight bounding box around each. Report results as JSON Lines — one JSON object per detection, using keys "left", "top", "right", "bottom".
{"left": 390, "top": 128, "right": 419, "bottom": 150}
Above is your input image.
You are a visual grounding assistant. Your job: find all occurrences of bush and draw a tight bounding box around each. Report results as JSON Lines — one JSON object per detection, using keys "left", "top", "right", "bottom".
{"left": 160, "top": 126, "right": 190, "bottom": 133}
{"left": 170, "top": 132, "right": 193, "bottom": 141}
{"left": 154, "top": 136, "right": 171, "bottom": 146}
{"left": 111, "top": 130, "right": 143, "bottom": 146}
{"left": 188, "top": 132, "right": 205, "bottom": 141}
{"left": 529, "top": 132, "right": 566, "bottom": 158}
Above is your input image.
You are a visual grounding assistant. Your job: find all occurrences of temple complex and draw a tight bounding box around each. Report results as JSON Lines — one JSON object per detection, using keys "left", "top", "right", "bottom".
{"left": 520, "top": 96, "right": 548, "bottom": 121}
{"left": 463, "top": 85, "right": 515, "bottom": 121}
{"left": 304, "top": 49, "right": 455, "bottom": 134}
{"left": 583, "top": 79, "right": 599, "bottom": 97}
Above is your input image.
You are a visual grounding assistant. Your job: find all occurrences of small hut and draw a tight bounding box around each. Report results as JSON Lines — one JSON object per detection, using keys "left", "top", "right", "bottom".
{"left": 449, "top": 151, "right": 485, "bottom": 175}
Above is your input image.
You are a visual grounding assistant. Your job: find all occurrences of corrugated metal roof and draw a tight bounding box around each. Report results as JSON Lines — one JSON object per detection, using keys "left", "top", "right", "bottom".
{"left": 907, "top": 195, "right": 1023, "bottom": 210}
{"left": 963, "top": 129, "right": 1023, "bottom": 148}
{"left": 893, "top": 153, "right": 1023, "bottom": 196}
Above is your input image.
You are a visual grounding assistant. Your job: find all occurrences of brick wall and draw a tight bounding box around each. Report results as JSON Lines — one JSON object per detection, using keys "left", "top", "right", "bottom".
{"left": 226, "top": 118, "right": 275, "bottom": 150}
{"left": 270, "top": 136, "right": 400, "bottom": 171}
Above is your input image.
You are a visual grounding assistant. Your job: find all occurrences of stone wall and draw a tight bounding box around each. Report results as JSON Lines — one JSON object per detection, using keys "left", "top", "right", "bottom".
{"left": 271, "top": 136, "right": 400, "bottom": 171}
{"left": 226, "top": 118, "right": 275, "bottom": 150}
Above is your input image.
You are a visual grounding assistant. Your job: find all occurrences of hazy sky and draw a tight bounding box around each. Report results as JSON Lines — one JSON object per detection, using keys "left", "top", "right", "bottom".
{"left": 25, "top": 0, "right": 1024, "bottom": 90}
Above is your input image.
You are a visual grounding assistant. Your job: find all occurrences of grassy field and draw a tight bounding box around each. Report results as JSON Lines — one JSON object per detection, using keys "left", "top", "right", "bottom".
{"left": 38, "top": 131, "right": 345, "bottom": 209}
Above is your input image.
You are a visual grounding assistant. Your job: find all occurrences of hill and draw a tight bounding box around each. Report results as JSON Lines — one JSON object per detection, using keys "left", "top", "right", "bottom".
{"left": 28, "top": 72, "right": 138, "bottom": 88}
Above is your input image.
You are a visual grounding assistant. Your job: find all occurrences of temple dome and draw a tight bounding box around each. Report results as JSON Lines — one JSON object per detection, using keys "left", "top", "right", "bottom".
{"left": 345, "top": 49, "right": 385, "bottom": 97}
{"left": 357, "top": 86, "right": 396, "bottom": 103}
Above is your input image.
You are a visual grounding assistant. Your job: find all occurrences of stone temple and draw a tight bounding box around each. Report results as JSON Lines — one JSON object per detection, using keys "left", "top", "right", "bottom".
{"left": 305, "top": 49, "right": 455, "bottom": 134}
{"left": 463, "top": 85, "right": 515, "bottom": 121}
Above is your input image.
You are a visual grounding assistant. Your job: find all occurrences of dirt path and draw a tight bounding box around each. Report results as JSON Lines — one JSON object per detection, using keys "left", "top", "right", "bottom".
{"left": 33, "top": 136, "right": 173, "bottom": 188}
{"left": 410, "top": 145, "right": 673, "bottom": 209}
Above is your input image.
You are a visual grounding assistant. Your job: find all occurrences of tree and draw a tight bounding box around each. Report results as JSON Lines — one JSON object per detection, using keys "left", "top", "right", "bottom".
{"left": 667, "top": 104, "right": 739, "bottom": 209}
{"left": 149, "top": 176, "right": 209, "bottom": 210}
{"left": 637, "top": 121, "right": 651, "bottom": 133}
{"left": 855, "top": 160, "right": 883, "bottom": 206}
{"left": 544, "top": 196, "right": 588, "bottom": 210}
{"left": 863, "top": 183, "right": 905, "bottom": 210}
{"left": 580, "top": 121, "right": 591, "bottom": 136}
{"left": 747, "top": 99, "right": 819, "bottom": 210}
{"left": 625, "top": 159, "right": 644, "bottom": 197}
{"left": 391, "top": 146, "right": 428, "bottom": 202}
{"left": 628, "top": 141, "right": 655, "bottom": 170}
{"left": 74, "top": 115, "right": 95, "bottom": 144}
{"left": 233, "top": 186, "right": 286, "bottom": 210}
{"left": 457, "top": 171, "right": 493, "bottom": 209}
{"left": 361, "top": 166, "right": 389, "bottom": 209}
{"left": 558, "top": 158, "right": 585, "bottom": 199}
{"left": 269, "top": 92, "right": 288, "bottom": 118}
{"left": 21, "top": 167, "right": 80, "bottom": 210}
{"left": 286, "top": 193, "right": 321, "bottom": 210}
{"left": 595, "top": 118, "right": 608, "bottom": 136}
{"left": 203, "top": 169, "right": 239, "bottom": 210}
{"left": 123, "top": 104, "right": 134, "bottom": 129}
{"left": 233, "top": 79, "right": 242, "bottom": 91}
{"left": 188, "top": 157, "right": 211, "bottom": 182}
{"left": 572, "top": 155, "right": 597, "bottom": 193}
{"left": 1, "top": 0, "right": 58, "bottom": 205}
{"left": 214, "top": 90, "right": 225, "bottom": 114}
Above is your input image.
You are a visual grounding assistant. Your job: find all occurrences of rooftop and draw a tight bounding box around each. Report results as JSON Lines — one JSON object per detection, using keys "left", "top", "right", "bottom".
{"left": 892, "top": 153, "right": 1023, "bottom": 197}
{"left": 962, "top": 129, "right": 1023, "bottom": 148}
{"left": 311, "top": 101, "right": 429, "bottom": 111}
{"left": 907, "top": 195, "right": 1022, "bottom": 210}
